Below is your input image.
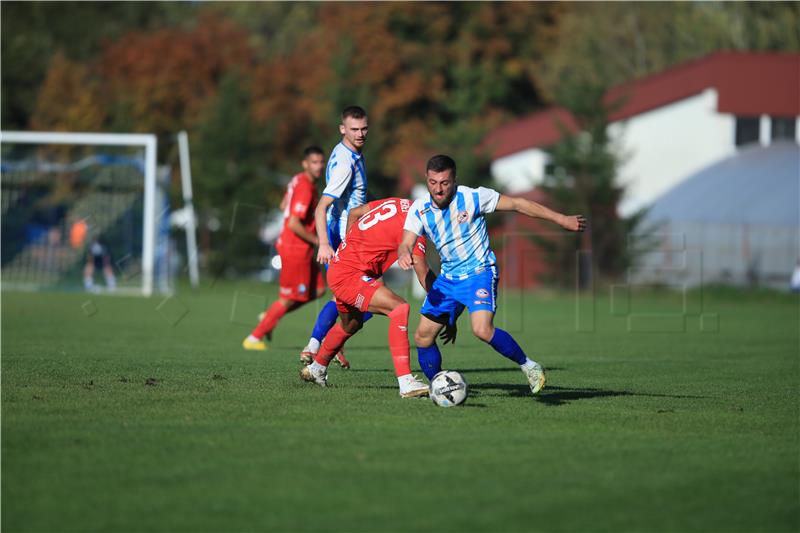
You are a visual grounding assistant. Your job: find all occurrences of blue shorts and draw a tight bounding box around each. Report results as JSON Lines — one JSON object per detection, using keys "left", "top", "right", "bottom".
{"left": 420, "top": 266, "right": 498, "bottom": 323}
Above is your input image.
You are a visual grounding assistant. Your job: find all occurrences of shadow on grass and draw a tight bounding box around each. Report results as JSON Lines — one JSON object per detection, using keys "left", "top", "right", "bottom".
{"left": 345, "top": 367, "right": 567, "bottom": 374}
{"left": 458, "top": 366, "right": 565, "bottom": 373}
{"left": 470, "top": 383, "right": 709, "bottom": 406}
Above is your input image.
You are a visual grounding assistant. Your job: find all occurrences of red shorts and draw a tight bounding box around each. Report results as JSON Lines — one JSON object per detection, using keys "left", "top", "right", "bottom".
{"left": 278, "top": 255, "right": 324, "bottom": 302}
{"left": 327, "top": 263, "right": 383, "bottom": 313}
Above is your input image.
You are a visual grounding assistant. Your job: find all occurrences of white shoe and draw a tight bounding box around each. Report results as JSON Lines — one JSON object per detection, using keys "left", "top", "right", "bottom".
{"left": 300, "top": 364, "right": 328, "bottom": 387}
{"left": 399, "top": 375, "right": 429, "bottom": 398}
{"left": 522, "top": 362, "right": 546, "bottom": 394}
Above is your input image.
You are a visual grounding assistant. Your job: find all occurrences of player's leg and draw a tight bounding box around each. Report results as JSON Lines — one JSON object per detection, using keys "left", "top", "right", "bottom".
{"left": 464, "top": 269, "right": 546, "bottom": 394}
{"left": 300, "top": 301, "right": 372, "bottom": 364}
{"left": 414, "top": 275, "right": 462, "bottom": 380}
{"left": 244, "top": 255, "right": 313, "bottom": 351}
{"left": 414, "top": 315, "right": 446, "bottom": 381}
{"left": 366, "top": 287, "right": 428, "bottom": 398}
{"left": 83, "top": 258, "right": 95, "bottom": 291}
{"left": 102, "top": 255, "right": 116, "bottom": 290}
{"left": 244, "top": 297, "right": 303, "bottom": 350}
{"left": 301, "top": 306, "right": 362, "bottom": 387}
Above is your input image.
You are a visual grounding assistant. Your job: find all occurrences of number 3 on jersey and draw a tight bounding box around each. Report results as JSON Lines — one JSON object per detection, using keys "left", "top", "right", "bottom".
{"left": 358, "top": 200, "right": 398, "bottom": 230}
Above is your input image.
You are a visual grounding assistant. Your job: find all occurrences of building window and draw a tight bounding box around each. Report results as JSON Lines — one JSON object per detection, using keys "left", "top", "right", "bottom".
{"left": 735, "top": 116, "right": 760, "bottom": 146}
{"left": 771, "top": 116, "right": 796, "bottom": 141}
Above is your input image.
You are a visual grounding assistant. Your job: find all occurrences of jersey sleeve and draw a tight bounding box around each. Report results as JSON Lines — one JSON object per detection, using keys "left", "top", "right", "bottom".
{"left": 290, "top": 180, "right": 313, "bottom": 218}
{"left": 412, "top": 236, "right": 427, "bottom": 258}
{"left": 322, "top": 160, "right": 352, "bottom": 199}
{"left": 476, "top": 186, "right": 500, "bottom": 214}
{"left": 403, "top": 199, "right": 426, "bottom": 236}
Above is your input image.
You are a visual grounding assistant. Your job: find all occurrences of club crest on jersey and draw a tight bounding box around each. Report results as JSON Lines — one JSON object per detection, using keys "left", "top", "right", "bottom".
{"left": 457, "top": 211, "right": 469, "bottom": 223}
{"left": 298, "top": 284, "right": 307, "bottom": 294}
{"left": 475, "top": 288, "right": 490, "bottom": 298}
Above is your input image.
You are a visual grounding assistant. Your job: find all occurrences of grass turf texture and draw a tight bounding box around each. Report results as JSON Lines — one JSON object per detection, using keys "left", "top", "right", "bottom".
{"left": 2, "top": 282, "right": 798, "bottom": 532}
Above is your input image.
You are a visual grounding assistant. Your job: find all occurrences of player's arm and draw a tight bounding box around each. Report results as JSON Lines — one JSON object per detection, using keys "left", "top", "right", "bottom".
{"left": 397, "top": 230, "right": 420, "bottom": 270}
{"left": 314, "top": 195, "right": 336, "bottom": 264}
{"left": 287, "top": 216, "right": 318, "bottom": 246}
{"left": 317, "top": 160, "right": 354, "bottom": 264}
{"left": 495, "top": 195, "right": 587, "bottom": 232}
{"left": 410, "top": 238, "right": 435, "bottom": 292}
{"left": 398, "top": 200, "right": 426, "bottom": 270}
{"left": 346, "top": 204, "right": 371, "bottom": 233}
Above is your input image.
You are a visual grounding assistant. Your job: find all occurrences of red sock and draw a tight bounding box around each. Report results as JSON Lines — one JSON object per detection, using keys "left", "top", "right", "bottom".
{"left": 314, "top": 323, "right": 353, "bottom": 367}
{"left": 251, "top": 301, "right": 288, "bottom": 339}
{"left": 388, "top": 303, "right": 411, "bottom": 377}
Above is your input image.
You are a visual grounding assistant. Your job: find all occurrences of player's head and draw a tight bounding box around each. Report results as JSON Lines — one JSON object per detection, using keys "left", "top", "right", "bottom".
{"left": 425, "top": 154, "right": 457, "bottom": 208}
{"left": 339, "top": 105, "right": 369, "bottom": 152}
{"left": 301, "top": 145, "right": 325, "bottom": 180}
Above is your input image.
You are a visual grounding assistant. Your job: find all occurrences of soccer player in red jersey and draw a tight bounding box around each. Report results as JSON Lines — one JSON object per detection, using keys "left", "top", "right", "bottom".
{"left": 242, "top": 146, "right": 327, "bottom": 350}
{"left": 300, "top": 197, "right": 442, "bottom": 398}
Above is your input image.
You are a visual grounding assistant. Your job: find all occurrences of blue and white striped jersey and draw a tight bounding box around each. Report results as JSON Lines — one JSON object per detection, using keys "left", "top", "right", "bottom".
{"left": 404, "top": 185, "right": 501, "bottom": 279}
{"left": 322, "top": 142, "right": 368, "bottom": 244}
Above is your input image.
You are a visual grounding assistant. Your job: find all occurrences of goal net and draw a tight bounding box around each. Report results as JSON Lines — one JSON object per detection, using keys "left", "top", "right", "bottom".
{"left": 1, "top": 131, "right": 171, "bottom": 296}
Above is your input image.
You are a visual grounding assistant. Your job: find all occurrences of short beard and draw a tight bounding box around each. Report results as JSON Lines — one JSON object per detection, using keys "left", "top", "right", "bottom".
{"left": 431, "top": 192, "right": 455, "bottom": 209}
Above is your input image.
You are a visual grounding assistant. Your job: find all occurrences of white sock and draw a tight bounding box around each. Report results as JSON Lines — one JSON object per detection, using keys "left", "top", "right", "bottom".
{"left": 305, "top": 338, "right": 321, "bottom": 353}
{"left": 309, "top": 361, "right": 326, "bottom": 374}
{"left": 247, "top": 335, "right": 260, "bottom": 343}
{"left": 520, "top": 358, "right": 537, "bottom": 369}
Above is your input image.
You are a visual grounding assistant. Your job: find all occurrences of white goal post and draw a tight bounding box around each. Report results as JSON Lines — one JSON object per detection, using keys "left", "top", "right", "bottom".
{"left": 1, "top": 131, "right": 158, "bottom": 296}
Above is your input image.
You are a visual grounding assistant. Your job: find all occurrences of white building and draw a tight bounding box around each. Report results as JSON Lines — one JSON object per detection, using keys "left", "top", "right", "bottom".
{"left": 484, "top": 51, "right": 800, "bottom": 217}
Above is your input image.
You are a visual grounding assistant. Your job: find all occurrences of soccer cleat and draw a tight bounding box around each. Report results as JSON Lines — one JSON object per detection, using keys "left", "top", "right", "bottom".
{"left": 242, "top": 338, "right": 267, "bottom": 351}
{"left": 300, "top": 365, "right": 328, "bottom": 387}
{"left": 333, "top": 349, "right": 351, "bottom": 369}
{"left": 523, "top": 362, "right": 546, "bottom": 394}
{"left": 299, "top": 350, "right": 315, "bottom": 366}
{"left": 399, "top": 375, "right": 430, "bottom": 398}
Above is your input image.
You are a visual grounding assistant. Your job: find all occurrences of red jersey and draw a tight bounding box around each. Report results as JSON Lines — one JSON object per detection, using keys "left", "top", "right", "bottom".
{"left": 276, "top": 173, "right": 318, "bottom": 259}
{"left": 333, "top": 197, "right": 426, "bottom": 277}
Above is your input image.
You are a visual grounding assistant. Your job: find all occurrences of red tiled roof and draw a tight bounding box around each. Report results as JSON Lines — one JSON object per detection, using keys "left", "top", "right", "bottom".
{"left": 485, "top": 51, "right": 800, "bottom": 159}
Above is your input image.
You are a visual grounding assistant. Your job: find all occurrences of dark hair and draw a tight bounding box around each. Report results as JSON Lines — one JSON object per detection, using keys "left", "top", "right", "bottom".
{"left": 303, "top": 145, "right": 324, "bottom": 158}
{"left": 341, "top": 105, "right": 367, "bottom": 121}
{"left": 426, "top": 154, "right": 456, "bottom": 175}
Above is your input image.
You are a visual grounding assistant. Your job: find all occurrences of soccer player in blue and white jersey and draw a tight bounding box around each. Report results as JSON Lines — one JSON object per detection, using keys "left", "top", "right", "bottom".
{"left": 397, "top": 154, "right": 586, "bottom": 394}
{"left": 298, "top": 106, "right": 370, "bottom": 365}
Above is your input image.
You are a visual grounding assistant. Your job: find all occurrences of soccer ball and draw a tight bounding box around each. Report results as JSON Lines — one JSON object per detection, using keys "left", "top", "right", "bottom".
{"left": 429, "top": 370, "right": 468, "bottom": 407}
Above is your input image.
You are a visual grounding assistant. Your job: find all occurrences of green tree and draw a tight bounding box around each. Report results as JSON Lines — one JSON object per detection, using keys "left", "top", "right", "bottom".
{"left": 1, "top": 2, "right": 192, "bottom": 129}
{"left": 540, "top": 84, "right": 637, "bottom": 286}
{"left": 192, "top": 72, "right": 275, "bottom": 276}
{"left": 537, "top": 2, "right": 800, "bottom": 101}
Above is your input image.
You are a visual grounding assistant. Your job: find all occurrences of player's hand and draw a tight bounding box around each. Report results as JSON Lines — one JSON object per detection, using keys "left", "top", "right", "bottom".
{"left": 439, "top": 322, "right": 457, "bottom": 345}
{"left": 397, "top": 252, "right": 414, "bottom": 270}
{"left": 562, "top": 214, "right": 587, "bottom": 232}
{"left": 317, "top": 243, "right": 335, "bottom": 264}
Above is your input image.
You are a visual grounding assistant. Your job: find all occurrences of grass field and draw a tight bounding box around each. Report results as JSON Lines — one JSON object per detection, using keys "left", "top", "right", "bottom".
{"left": 2, "top": 281, "right": 798, "bottom": 532}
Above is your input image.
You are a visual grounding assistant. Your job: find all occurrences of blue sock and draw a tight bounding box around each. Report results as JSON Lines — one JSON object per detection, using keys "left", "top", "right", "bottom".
{"left": 363, "top": 312, "right": 373, "bottom": 322}
{"left": 417, "top": 344, "right": 442, "bottom": 381}
{"left": 311, "top": 300, "right": 340, "bottom": 342}
{"left": 488, "top": 328, "right": 527, "bottom": 365}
